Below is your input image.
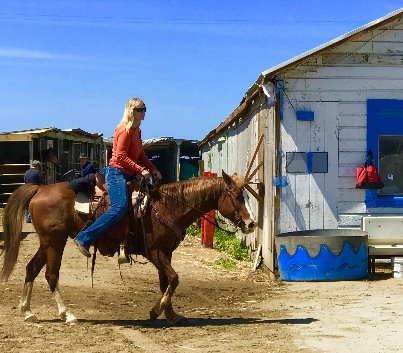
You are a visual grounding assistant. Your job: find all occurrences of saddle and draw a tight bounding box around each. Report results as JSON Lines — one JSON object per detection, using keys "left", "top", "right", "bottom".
{"left": 70, "top": 173, "right": 150, "bottom": 257}
{"left": 71, "top": 173, "right": 148, "bottom": 215}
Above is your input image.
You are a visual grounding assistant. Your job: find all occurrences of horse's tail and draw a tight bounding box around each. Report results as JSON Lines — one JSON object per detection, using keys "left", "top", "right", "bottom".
{"left": 0, "top": 184, "right": 40, "bottom": 282}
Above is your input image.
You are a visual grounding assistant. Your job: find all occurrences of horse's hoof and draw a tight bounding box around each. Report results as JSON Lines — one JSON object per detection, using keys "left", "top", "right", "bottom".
{"left": 63, "top": 312, "right": 78, "bottom": 325}
{"left": 66, "top": 318, "right": 78, "bottom": 326}
{"left": 149, "top": 309, "right": 158, "bottom": 320}
{"left": 24, "top": 314, "right": 38, "bottom": 323}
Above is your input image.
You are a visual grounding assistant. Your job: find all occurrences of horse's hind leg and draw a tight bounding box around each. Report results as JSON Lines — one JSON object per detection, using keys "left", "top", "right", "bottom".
{"left": 44, "top": 245, "right": 78, "bottom": 325}
{"left": 20, "top": 246, "right": 47, "bottom": 322}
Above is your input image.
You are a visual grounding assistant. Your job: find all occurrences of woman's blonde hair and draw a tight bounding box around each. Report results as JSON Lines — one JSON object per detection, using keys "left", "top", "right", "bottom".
{"left": 119, "top": 98, "right": 145, "bottom": 131}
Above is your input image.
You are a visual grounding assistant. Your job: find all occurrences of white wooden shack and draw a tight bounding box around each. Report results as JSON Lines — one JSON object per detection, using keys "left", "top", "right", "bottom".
{"left": 198, "top": 9, "right": 403, "bottom": 273}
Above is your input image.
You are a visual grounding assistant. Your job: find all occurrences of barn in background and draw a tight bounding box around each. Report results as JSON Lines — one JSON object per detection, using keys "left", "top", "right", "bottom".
{"left": 143, "top": 137, "right": 200, "bottom": 184}
{"left": 0, "top": 127, "right": 105, "bottom": 207}
{"left": 199, "top": 9, "right": 403, "bottom": 273}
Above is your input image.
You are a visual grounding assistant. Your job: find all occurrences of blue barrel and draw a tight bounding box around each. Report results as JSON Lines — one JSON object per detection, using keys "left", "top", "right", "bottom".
{"left": 276, "top": 229, "right": 368, "bottom": 281}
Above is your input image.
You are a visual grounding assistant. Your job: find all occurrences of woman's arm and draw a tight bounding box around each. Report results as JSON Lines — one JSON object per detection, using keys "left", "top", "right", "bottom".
{"left": 114, "top": 129, "right": 145, "bottom": 174}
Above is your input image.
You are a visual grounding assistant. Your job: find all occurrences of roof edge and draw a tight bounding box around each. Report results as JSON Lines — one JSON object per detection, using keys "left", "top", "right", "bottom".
{"left": 261, "top": 8, "right": 403, "bottom": 79}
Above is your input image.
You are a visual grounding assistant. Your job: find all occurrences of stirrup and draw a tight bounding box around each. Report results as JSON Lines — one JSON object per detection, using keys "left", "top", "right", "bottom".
{"left": 118, "top": 244, "right": 130, "bottom": 264}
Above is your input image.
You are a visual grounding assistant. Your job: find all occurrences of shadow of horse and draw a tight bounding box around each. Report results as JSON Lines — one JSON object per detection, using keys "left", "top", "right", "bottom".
{"left": 40, "top": 316, "right": 318, "bottom": 328}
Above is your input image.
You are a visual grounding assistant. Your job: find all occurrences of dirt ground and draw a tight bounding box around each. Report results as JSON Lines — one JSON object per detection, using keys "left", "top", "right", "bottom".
{"left": 1, "top": 234, "right": 403, "bottom": 353}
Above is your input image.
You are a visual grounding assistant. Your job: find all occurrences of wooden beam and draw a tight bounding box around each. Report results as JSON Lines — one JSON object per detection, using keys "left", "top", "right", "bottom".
{"left": 245, "top": 184, "right": 263, "bottom": 202}
{"left": 245, "top": 134, "right": 264, "bottom": 180}
{"left": 245, "top": 161, "right": 264, "bottom": 184}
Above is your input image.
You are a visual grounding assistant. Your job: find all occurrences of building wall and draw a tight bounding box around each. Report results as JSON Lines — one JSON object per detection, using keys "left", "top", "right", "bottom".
{"left": 201, "top": 96, "right": 275, "bottom": 268}
{"left": 278, "top": 17, "right": 403, "bottom": 232}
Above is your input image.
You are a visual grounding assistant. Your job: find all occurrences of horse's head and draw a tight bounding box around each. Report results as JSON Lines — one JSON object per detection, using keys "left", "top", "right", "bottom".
{"left": 217, "top": 171, "right": 257, "bottom": 234}
{"left": 41, "top": 148, "right": 60, "bottom": 166}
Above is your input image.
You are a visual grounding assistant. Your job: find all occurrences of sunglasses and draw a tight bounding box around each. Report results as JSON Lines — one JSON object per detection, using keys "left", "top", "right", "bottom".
{"left": 134, "top": 107, "right": 146, "bottom": 113}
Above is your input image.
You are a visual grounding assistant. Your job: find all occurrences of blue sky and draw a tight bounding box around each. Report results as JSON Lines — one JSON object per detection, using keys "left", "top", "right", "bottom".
{"left": 0, "top": 1, "right": 401, "bottom": 140}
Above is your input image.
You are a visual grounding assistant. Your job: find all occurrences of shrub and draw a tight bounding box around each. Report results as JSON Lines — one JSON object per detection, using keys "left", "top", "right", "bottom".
{"left": 185, "top": 224, "right": 249, "bottom": 262}
{"left": 213, "top": 228, "right": 249, "bottom": 261}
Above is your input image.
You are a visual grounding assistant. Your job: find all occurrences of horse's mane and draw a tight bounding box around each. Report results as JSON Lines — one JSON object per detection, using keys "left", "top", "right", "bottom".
{"left": 156, "top": 177, "right": 225, "bottom": 214}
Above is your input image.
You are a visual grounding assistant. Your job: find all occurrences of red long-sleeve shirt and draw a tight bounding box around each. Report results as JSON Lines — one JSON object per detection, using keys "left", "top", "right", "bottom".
{"left": 109, "top": 124, "right": 157, "bottom": 176}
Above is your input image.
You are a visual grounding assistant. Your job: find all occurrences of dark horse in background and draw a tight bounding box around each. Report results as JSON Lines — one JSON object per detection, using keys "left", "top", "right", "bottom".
{"left": 39, "top": 147, "right": 59, "bottom": 166}
{"left": 0, "top": 171, "right": 256, "bottom": 325}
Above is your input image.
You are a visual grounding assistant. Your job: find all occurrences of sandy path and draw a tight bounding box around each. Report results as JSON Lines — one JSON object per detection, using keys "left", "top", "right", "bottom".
{"left": 1, "top": 233, "right": 403, "bottom": 353}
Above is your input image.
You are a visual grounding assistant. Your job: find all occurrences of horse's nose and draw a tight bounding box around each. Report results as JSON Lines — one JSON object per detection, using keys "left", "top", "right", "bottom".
{"left": 248, "top": 221, "right": 256, "bottom": 230}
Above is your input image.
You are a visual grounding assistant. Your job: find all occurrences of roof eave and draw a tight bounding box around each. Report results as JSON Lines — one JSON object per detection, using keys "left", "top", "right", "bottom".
{"left": 261, "top": 8, "right": 403, "bottom": 81}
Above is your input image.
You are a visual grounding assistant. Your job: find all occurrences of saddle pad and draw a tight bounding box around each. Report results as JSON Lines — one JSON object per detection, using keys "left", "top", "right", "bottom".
{"left": 75, "top": 192, "right": 91, "bottom": 214}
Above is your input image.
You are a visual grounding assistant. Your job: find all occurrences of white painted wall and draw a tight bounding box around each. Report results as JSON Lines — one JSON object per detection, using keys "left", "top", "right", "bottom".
{"left": 279, "top": 18, "right": 403, "bottom": 232}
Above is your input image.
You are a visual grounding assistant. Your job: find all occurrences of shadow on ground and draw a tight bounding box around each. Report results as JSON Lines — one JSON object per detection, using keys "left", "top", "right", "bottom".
{"left": 41, "top": 316, "right": 318, "bottom": 328}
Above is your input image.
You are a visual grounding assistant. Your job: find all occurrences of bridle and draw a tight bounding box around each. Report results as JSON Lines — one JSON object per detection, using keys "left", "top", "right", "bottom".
{"left": 218, "top": 187, "right": 245, "bottom": 229}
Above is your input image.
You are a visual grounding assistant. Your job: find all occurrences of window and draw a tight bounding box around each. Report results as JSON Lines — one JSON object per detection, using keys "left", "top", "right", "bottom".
{"left": 286, "top": 152, "right": 328, "bottom": 173}
{"left": 366, "top": 99, "right": 403, "bottom": 207}
{"left": 378, "top": 135, "right": 403, "bottom": 195}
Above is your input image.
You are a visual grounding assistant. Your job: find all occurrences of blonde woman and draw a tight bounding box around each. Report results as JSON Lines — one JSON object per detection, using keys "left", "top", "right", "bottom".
{"left": 74, "top": 98, "right": 162, "bottom": 257}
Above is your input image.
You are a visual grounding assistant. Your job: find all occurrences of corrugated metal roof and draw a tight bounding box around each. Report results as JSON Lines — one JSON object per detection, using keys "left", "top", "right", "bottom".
{"left": 143, "top": 137, "right": 198, "bottom": 148}
{"left": 61, "top": 128, "right": 102, "bottom": 138}
{"left": 0, "top": 127, "right": 58, "bottom": 135}
{"left": 0, "top": 127, "right": 102, "bottom": 139}
{"left": 199, "top": 8, "right": 403, "bottom": 146}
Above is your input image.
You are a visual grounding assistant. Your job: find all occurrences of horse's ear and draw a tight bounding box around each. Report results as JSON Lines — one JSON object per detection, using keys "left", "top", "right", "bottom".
{"left": 222, "top": 170, "right": 233, "bottom": 186}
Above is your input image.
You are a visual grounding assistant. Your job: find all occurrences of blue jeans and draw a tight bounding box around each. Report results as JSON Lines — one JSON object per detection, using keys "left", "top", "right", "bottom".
{"left": 75, "top": 166, "right": 133, "bottom": 248}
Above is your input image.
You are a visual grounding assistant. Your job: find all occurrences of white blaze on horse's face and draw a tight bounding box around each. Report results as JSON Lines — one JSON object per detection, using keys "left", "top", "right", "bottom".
{"left": 241, "top": 189, "right": 256, "bottom": 233}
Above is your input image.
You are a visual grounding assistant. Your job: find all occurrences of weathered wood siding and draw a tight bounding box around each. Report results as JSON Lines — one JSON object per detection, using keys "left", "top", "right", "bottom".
{"left": 279, "top": 17, "right": 403, "bottom": 232}
{"left": 200, "top": 96, "right": 277, "bottom": 269}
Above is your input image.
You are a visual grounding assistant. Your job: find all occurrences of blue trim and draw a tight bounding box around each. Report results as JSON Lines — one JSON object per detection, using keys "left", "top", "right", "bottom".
{"left": 306, "top": 152, "right": 313, "bottom": 173}
{"left": 366, "top": 99, "right": 403, "bottom": 208}
{"left": 296, "top": 111, "right": 314, "bottom": 121}
{"left": 275, "top": 80, "right": 284, "bottom": 120}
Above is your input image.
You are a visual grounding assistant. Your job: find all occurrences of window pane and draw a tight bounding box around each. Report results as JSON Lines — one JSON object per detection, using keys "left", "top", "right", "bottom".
{"left": 378, "top": 135, "right": 403, "bottom": 195}
{"left": 311, "top": 152, "right": 328, "bottom": 173}
{"left": 286, "top": 152, "right": 307, "bottom": 173}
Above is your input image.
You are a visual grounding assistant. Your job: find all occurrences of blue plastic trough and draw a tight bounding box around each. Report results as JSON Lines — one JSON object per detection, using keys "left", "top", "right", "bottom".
{"left": 275, "top": 229, "right": 368, "bottom": 281}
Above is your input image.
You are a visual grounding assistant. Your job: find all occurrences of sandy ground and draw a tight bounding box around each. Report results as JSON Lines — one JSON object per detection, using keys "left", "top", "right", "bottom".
{"left": 1, "top": 233, "right": 403, "bottom": 353}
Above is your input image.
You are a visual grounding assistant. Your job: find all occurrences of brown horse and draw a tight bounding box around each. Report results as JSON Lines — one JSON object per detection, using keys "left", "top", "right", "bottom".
{"left": 0, "top": 171, "right": 256, "bottom": 325}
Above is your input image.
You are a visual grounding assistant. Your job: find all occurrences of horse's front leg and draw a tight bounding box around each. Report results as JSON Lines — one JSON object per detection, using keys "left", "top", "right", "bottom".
{"left": 52, "top": 283, "right": 78, "bottom": 325}
{"left": 45, "top": 245, "right": 78, "bottom": 325}
{"left": 148, "top": 250, "right": 185, "bottom": 324}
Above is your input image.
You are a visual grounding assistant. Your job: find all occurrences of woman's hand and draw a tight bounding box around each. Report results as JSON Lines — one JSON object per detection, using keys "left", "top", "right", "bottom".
{"left": 141, "top": 169, "right": 151, "bottom": 180}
